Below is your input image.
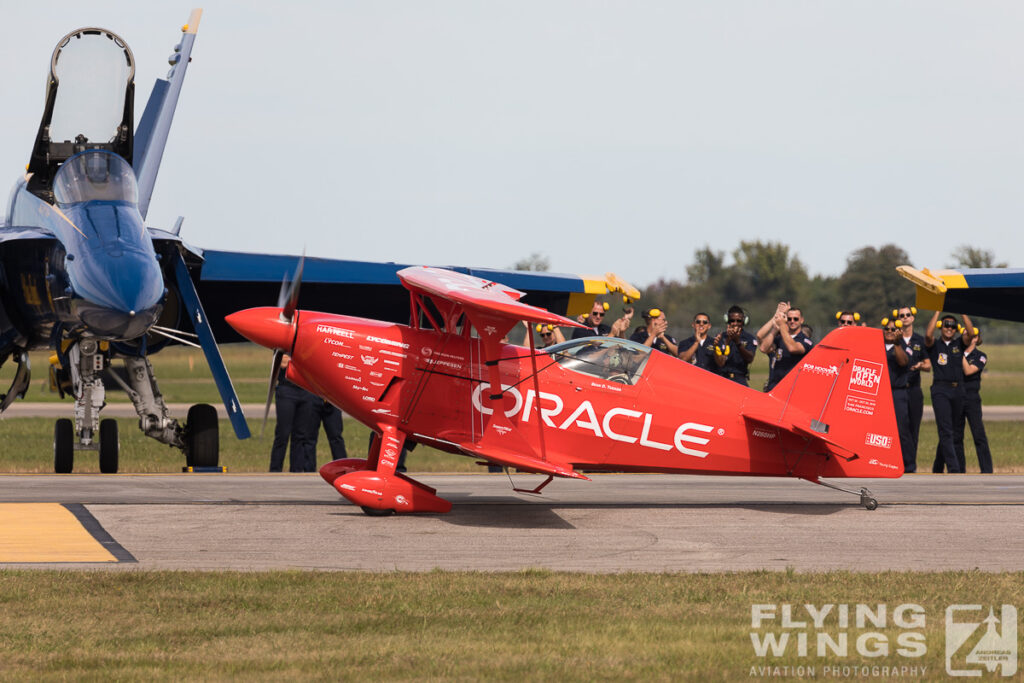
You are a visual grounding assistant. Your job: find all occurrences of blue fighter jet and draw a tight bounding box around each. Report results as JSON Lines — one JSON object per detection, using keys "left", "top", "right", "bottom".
{"left": 0, "top": 11, "right": 635, "bottom": 473}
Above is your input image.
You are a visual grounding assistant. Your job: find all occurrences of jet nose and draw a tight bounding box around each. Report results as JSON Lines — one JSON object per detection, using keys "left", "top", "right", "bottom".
{"left": 226, "top": 307, "right": 296, "bottom": 351}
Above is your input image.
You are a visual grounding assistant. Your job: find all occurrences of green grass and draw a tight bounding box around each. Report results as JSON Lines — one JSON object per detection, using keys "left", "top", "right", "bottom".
{"left": 3, "top": 343, "right": 1023, "bottom": 473}
{"left": 3, "top": 417, "right": 1022, "bottom": 474}
{"left": 7, "top": 343, "right": 1024, "bottom": 405}
{"left": 0, "top": 570, "right": 1018, "bottom": 680}
{"left": 0, "top": 418, "right": 477, "bottom": 474}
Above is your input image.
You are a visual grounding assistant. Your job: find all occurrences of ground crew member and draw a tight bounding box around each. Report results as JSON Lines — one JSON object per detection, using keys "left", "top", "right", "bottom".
{"left": 958, "top": 329, "right": 993, "bottom": 473}
{"left": 678, "top": 312, "right": 716, "bottom": 371}
{"left": 882, "top": 317, "right": 914, "bottom": 472}
{"left": 895, "top": 306, "right": 930, "bottom": 462}
{"left": 926, "top": 311, "right": 974, "bottom": 473}
{"left": 757, "top": 302, "right": 813, "bottom": 392}
{"left": 630, "top": 308, "right": 679, "bottom": 355}
{"left": 836, "top": 311, "right": 860, "bottom": 328}
{"left": 713, "top": 305, "right": 757, "bottom": 386}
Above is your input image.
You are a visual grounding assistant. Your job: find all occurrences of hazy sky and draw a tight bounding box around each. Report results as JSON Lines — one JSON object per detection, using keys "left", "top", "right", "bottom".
{"left": 2, "top": 2, "right": 1022, "bottom": 288}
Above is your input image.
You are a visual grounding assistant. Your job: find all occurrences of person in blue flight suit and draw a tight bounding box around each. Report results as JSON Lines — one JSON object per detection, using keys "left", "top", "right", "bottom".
{"left": 297, "top": 398, "right": 349, "bottom": 473}
{"left": 713, "top": 305, "right": 758, "bottom": 386}
{"left": 269, "top": 355, "right": 315, "bottom": 473}
{"left": 881, "top": 316, "right": 914, "bottom": 472}
{"left": 926, "top": 311, "right": 974, "bottom": 473}
{"left": 678, "top": 312, "right": 717, "bottom": 371}
{"left": 957, "top": 328, "right": 993, "bottom": 473}
{"left": 895, "top": 306, "right": 930, "bottom": 463}
{"left": 629, "top": 308, "right": 679, "bottom": 355}
{"left": 757, "top": 302, "right": 813, "bottom": 392}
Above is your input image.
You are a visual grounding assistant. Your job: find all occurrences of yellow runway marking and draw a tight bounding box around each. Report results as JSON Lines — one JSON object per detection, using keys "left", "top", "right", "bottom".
{"left": 0, "top": 504, "right": 118, "bottom": 563}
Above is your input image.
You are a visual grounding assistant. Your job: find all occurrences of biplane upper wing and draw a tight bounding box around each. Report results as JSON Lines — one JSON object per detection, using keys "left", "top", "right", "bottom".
{"left": 897, "top": 265, "right": 1024, "bottom": 323}
{"left": 398, "top": 265, "right": 588, "bottom": 330}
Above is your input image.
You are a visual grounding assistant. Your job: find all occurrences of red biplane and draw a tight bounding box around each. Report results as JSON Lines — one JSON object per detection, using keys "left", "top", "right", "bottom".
{"left": 227, "top": 266, "right": 902, "bottom": 515}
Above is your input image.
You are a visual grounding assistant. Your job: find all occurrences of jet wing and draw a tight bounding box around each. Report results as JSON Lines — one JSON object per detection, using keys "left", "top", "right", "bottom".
{"left": 187, "top": 251, "right": 626, "bottom": 342}
{"left": 897, "top": 265, "right": 1024, "bottom": 323}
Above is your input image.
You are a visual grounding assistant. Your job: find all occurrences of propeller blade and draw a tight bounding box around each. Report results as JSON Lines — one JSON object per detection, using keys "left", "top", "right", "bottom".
{"left": 276, "top": 273, "right": 289, "bottom": 309}
{"left": 262, "top": 349, "right": 284, "bottom": 437}
{"left": 281, "top": 254, "right": 305, "bottom": 323}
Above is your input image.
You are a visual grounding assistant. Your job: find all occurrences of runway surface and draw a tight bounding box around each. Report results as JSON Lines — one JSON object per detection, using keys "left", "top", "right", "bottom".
{"left": 1, "top": 473, "right": 1022, "bottom": 572}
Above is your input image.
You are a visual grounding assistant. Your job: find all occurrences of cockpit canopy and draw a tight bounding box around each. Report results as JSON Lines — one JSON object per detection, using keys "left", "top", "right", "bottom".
{"left": 53, "top": 150, "right": 139, "bottom": 206}
{"left": 27, "top": 27, "right": 135, "bottom": 203}
{"left": 545, "top": 337, "right": 652, "bottom": 385}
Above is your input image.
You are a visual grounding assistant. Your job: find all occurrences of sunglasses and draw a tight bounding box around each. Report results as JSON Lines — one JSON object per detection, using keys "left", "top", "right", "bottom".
{"left": 942, "top": 321, "right": 957, "bottom": 329}
{"left": 899, "top": 312, "right": 914, "bottom": 318}
{"left": 728, "top": 318, "right": 744, "bottom": 324}
{"left": 591, "top": 311, "right": 605, "bottom": 318}
{"left": 695, "top": 319, "right": 710, "bottom": 325}
{"left": 838, "top": 319, "right": 854, "bottom": 326}
{"left": 786, "top": 316, "right": 801, "bottom": 322}
{"left": 885, "top": 326, "right": 897, "bottom": 332}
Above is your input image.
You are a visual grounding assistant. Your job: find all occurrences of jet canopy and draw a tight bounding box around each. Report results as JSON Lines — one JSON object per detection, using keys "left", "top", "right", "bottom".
{"left": 545, "top": 337, "right": 652, "bottom": 385}
{"left": 53, "top": 150, "right": 138, "bottom": 206}
{"left": 28, "top": 27, "right": 135, "bottom": 202}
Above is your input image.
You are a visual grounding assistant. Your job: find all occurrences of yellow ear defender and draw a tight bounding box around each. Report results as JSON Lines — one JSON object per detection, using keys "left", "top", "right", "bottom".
{"left": 535, "top": 324, "right": 554, "bottom": 332}
{"left": 973, "top": 327, "right": 979, "bottom": 335}
{"left": 936, "top": 321, "right": 943, "bottom": 329}
{"left": 881, "top": 317, "right": 890, "bottom": 326}
{"left": 835, "top": 311, "right": 842, "bottom": 320}
{"left": 911, "top": 307, "right": 917, "bottom": 315}
{"left": 892, "top": 309, "right": 898, "bottom": 318}
{"left": 649, "top": 308, "right": 662, "bottom": 318}
{"left": 957, "top": 324, "right": 965, "bottom": 334}
{"left": 602, "top": 301, "right": 610, "bottom": 312}
{"left": 854, "top": 312, "right": 860, "bottom": 321}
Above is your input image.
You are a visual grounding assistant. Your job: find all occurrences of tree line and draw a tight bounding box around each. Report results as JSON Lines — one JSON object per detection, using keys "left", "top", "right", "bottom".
{"left": 514, "top": 243, "right": 1016, "bottom": 343}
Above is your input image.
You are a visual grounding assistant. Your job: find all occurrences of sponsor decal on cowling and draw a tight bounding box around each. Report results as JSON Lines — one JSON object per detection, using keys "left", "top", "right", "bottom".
{"left": 317, "top": 325, "right": 355, "bottom": 339}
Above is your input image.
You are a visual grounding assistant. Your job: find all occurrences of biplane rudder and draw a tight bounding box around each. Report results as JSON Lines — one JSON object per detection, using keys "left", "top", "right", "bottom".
{"left": 767, "top": 326, "right": 903, "bottom": 478}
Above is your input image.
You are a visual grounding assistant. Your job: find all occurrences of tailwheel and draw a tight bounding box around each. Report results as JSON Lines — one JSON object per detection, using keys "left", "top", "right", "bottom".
{"left": 185, "top": 404, "right": 219, "bottom": 468}
{"left": 860, "top": 488, "right": 879, "bottom": 511}
{"left": 99, "top": 419, "right": 119, "bottom": 474}
{"left": 361, "top": 506, "right": 396, "bottom": 517}
{"left": 54, "top": 418, "right": 74, "bottom": 474}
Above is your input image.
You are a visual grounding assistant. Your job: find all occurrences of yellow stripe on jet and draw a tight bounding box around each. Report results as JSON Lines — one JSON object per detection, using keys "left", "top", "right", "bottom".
{"left": 567, "top": 272, "right": 642, "bottom": 317}
{"left": 896, "top": 265, "right": 969, "bottom": 312}
{"left": 0, "top": 504, "right": 117, "bottom": 563}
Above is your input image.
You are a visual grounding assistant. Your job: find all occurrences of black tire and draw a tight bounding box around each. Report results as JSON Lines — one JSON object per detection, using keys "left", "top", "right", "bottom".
{"left": 361, "top": 506, "right": 395, "bottom": 517}
{"left": 99, "top": 419, "right": 119, "bottom": 474}
{"left": 54, "top": 419, "right": 74, "bottom": 474}
{"left": 185, "top": 404, "right": 219, "bottom": 468}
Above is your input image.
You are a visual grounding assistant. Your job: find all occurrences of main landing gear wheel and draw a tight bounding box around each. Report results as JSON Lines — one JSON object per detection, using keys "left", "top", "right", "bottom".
{"left": 184, "top": 403, "right": 219, "bottom": 468}
{"left": 54, "top": 419, "right": 74, "bottom": 474}
{"left": 99, "top": 419, "right": 119, "bottom": 474}
{"left": 361, "top": 506, "right": 396, "bottom": 517}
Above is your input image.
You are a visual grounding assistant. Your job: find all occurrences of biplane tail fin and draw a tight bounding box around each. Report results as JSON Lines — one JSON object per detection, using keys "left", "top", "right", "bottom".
{"left": 759, "top": 326, "right": 903, "bottom": 478}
